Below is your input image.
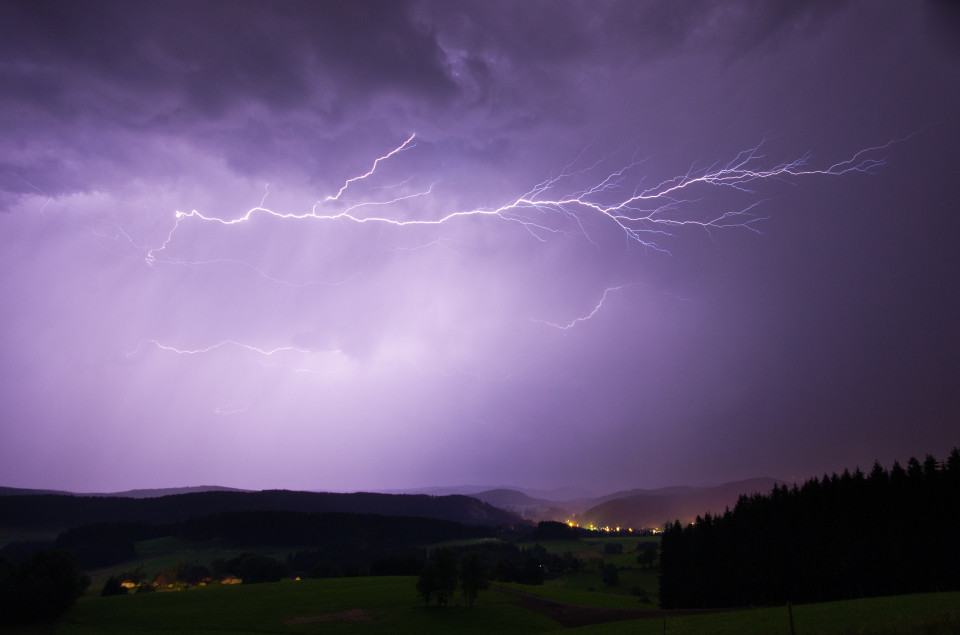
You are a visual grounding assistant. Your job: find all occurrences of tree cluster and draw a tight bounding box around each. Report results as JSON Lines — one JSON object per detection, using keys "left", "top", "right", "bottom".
{"left": 531, "top": 520, "right": 592, "bottom": 540}
{"left": 179, "top": 510, "right": 491, "bottom": 548}
{"left": 287, "top": 546, "right": 427, "bottom": 578}
{"left": 211, "top": 553, "right": 288, "bottom": 584}
{"left": 4, "top": 509, "right": 491, "bottom": 583}
{"left": 0, "top": 550, "right": 89, "bottom": 625}
{"left": 2, "top": 521, "right": 163, "bottom": 570}
{"left": 659, "top": 449, "right": 960, "bottom": 608}
{"left": 416, "top": 548, "right": 489, "bottom": 607}
{"left": 0, "top": 489, "right": 520, "bottom": 530}
{"left": 54, "top": 521, "right": 147, "bottom": 568}
{"left": 101, "top": 565, "right": 153, "bottom": 595}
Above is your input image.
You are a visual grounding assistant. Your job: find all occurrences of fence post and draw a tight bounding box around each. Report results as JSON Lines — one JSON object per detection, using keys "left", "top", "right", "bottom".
{"left": 787, "top": 600, "right": 796, "bottom": 635}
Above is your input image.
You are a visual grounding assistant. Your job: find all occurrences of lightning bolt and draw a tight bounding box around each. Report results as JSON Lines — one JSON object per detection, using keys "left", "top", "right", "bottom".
{"left": 127, "top": 339, "right": 316, "bottom": 357}
{"left": 213, "top": 391, "right": 261, "bottom": 416}
{"left": 132, "top": 132, "right": 904, "bottom": 371}
{"left": 127, "top": 339, "right": 344, "bottom": 415}
{"left": 145, "top": 134, "right": 898, "bottom": 268}
{"left": 327, "top": 132, "right": 417, "bottom": 200}
{"left": 535, "top": 285, "right": 634, "bottom": 330}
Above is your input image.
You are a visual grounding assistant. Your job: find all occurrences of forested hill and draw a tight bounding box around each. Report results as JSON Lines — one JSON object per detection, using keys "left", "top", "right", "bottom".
{"left": 0, "top": 485, "right": 246, "bottom": 498}
{"left": 580, "top": 477, "right": 783, "bottom": 529}
{"left": 0, "top": 489, "right": 523, "bottom": 531}
{"left": 659, "top": 449, "right": 960, "bottom": 609}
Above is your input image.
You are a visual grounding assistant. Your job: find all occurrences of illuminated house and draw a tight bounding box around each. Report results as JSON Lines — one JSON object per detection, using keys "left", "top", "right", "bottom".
{"left": 151, "top": 570, "right": 178, "bottom": 589}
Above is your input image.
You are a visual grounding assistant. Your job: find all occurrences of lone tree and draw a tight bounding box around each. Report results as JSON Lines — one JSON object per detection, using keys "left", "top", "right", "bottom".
{"left": 602, "top": 562, "right": 619, "bottom": 586}
{"left": 636, "top": 542, "right": 657, "bottom": 569}
{"left": 101, "top": 575, "right": 126, "bottom": 596}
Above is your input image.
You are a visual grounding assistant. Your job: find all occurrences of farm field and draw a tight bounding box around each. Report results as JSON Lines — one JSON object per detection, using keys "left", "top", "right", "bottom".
{"left": 82, "top": 535, "right": 299, "bottom": 593}
{"left": 21, "top": 576, "right": 556, "bottom": 635}
{"left": 7, "top": 575, "right": 958, "bottom": 634}
{"left": 563, "top": 590, "right": 960, "bottom": 635}
{"left": 519, "top": 535, "right": 661, "bottom": 605}
{"left": 76, "top": 534, "right": 656, "bottom": 599}
{"left": 5, "top": 519, "right": 959, "bottom": 634}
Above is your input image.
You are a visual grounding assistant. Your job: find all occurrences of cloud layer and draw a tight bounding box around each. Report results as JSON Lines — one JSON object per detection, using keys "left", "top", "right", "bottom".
{"left": 1, "top": 0, "right": 958, "bottom": 493}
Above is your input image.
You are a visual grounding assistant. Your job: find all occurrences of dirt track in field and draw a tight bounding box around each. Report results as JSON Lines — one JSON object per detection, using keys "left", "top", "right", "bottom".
{"left": 495, "top": 587, "right": 731, "bottom": 628}
{"left": 283, "top": 609, "right": 373, "bottom": 624}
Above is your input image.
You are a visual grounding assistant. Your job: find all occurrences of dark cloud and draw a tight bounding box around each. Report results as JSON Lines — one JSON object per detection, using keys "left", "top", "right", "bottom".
{"left": 0, "top": 0, "right": 457, "bottom": 121}
{"left": 425, "top": 0, "right": 852, "bottom": 67}
{"left": 926, "top": 0, "right": 960, "bottom": 55}
{"left": 703, "top": 0, "right": 850, "bottom": 58}
{"left": 0, "top": 0, "right": 467, "bottom": 201}
{"left": 1, "top": 1, "right": 958, "bottom": 492}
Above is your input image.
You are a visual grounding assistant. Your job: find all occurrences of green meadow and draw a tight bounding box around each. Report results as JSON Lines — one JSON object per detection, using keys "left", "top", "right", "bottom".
{"left": 566, "top": 591, "right": 960, "bottom": 635}
{"left": 7, "top": 535, "right": 959, "bottom": 634}
{"left": 517, "top": 535, "right": 661, "bottom": 605}
{"left": 40, "top": 577, "right": 559, "bottom": 635}
{"left": 9, "top": 576, "right": 958, "bottom": 635}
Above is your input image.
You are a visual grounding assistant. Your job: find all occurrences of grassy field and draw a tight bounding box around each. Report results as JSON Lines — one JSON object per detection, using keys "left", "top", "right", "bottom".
{"left": 66, "top": 534, "right": 656, "bottom": 633}
{"left": 563, "top": 591, "right": 960, "bottom": 635}
{"left": 8, "top": 576, "right": 958, "bottom": 635}
{"left": 518, "top": 535, "right": 661, "bottom": 605}
{"left": 80, "top": 534, "right": 657, "bottom": 598}
{"left": 537, "top": 567, "right": 658, "bottom": 604}
{"left": 520, "top": 535, "right": 655, "bottom": 559}
{"left": 8, "top": 534, "right": 958, "bottom": 634}
{"left": 46, "top": 576, "right": 557, "bottom": 635}
{"left": 83, "top": 536, "right": 310, "bottom": 593}
{"left": 501, "top": 581, "right": 654, "bottom": 609}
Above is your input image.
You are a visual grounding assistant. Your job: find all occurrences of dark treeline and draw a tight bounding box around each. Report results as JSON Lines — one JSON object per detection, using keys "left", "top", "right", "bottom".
{"left": 210, "top": 517, "right": 580, "bottom": 583}
{"left": 411, "top": 540, "right": 582, "bottom": 588}
{"left": 55, "top": 522, "right": 159, "bottom": 569}
{"left": 12, "top": 509, "right": 578, "bottom": 589}
{"left": 288, "top": 546, "right": 427, "bottom": 578}
{"left": 413, "top": 542, "right": 578, "bottom": 608}
{"left": 531, "top": 520, "right": 593, "bottom": 540}
{"left": 180, "top": 510, "right": 492, "bottom": 549}
{"left": 660, "top": 449, "right": 960, "bottom": 608}
{"left": 4, "top": 511, "right": 495, "bottom": 571}
{"left": 0, "top": 489, "right": 521, "bottom": 530}
{"left": 2, "top": 522, "right": 167, "bottom": 569}
{"left": 231, "top": 535, "right": 580, "bottom": 585}
{"left": 157, "top": 535, "right": 570, "bottom": 585}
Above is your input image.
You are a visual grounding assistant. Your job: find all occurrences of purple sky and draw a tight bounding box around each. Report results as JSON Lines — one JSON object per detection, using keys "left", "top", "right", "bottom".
{"left": 2, "top": 1, "right": 958, "bottom": 494}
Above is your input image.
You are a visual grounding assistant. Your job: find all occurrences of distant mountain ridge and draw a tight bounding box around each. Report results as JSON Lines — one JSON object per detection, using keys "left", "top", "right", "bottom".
{"left": 463, "top": 478, "right": 785, "bottom": 527}
{"left": 1, "top": 479, "right": 785, "bottom": 533}
{"left": 580, "top": 477, "right": 785, "bottom": 529}
{"left": 380, "top": 484, "right": 601, "bottom": 500}
{"left": 0, "top": 485, "right": 246, "bottom": 498}
{"left": 0, "top": 489, "right": 523, "bottom": 532}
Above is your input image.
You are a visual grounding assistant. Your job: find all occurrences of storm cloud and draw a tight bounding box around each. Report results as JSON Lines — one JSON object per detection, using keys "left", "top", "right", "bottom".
{"left": 1, "top": 0, "right": 957, "bottom": 494}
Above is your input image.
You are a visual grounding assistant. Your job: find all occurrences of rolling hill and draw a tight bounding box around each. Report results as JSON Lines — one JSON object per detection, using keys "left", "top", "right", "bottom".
{"left": 579, "top": 477, "right": 784, "bottom": 529}
{"left": 0, "top": 489, "right": 523, "bottom": 533}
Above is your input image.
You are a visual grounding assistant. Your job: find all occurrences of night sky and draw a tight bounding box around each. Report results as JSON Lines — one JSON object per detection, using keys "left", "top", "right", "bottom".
{"left": 2, "top": 1, "right": 958, "bottom": 494}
